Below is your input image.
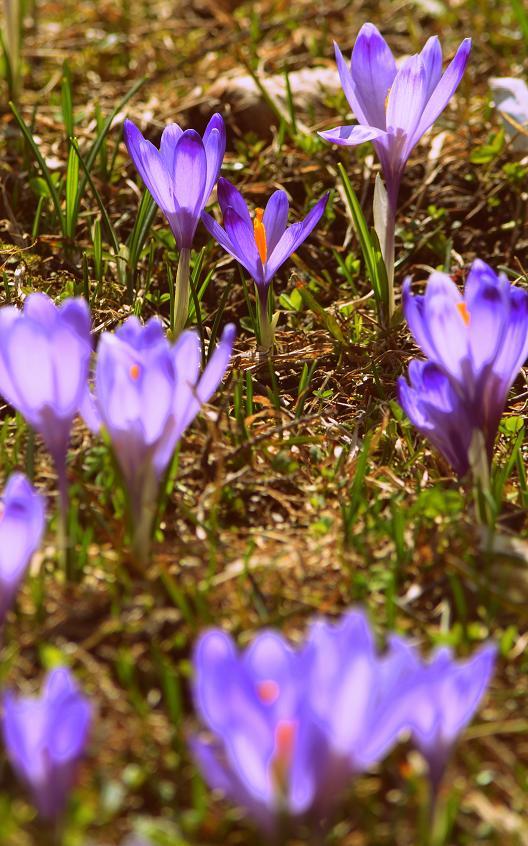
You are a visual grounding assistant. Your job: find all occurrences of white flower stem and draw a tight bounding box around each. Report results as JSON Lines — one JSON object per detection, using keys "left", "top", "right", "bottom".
{"left": 173, "top": 247, "right": 191, "bottom": 338}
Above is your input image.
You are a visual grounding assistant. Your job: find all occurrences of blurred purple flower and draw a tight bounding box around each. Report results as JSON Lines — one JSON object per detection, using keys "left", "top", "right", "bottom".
{"left": 0, "top": 294, "right": 92, "bottom": 513}
{"left": 202, "top": 178, "right": 328, "bottom": 348}
{"left": 3, "top": 667, "right": 91, "bottom": 819}
{"left": 83, "top": 318, "right": 235, "bottom": 564}
{"left": 388, "top": 636, "right": 496, "bottom": 791}
{"left": 398, "top": 260, "right": 528, "bottom": 476}
{"left": 320, "top": 24, "right": 471, "bottom": 208}
{"left": 0, "top": 473, "right": 45, "bottom": 625}
{"left": 124, "top": 114, "right": 226, "bottom": 251}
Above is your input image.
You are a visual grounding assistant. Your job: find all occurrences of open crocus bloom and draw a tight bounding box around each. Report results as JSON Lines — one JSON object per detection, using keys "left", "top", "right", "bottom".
{"left": 0, "top": 293, "right": 92, "bottom": 511}
{"left": 3, "top": 667, "right": 91, "bottom": 819}
{"left": 388, "top": 637, "right": 496, "bottom": 790}
{"left": 201, "top": 177, "right": 328, "bottom": 294}
{"left": 0, "top": 473, "right": 45, "bottom": 625}
{"left": 320, "top": 23, "right": 471, "bottom": 205}
{"left": 83, "top": 317, "right": 235, "bottom": 563}
{"left": 124, "top": 114, "right": 226, "bottom": 251}
{"left": 398, "top": 260, "right": 528, "bottom": 476}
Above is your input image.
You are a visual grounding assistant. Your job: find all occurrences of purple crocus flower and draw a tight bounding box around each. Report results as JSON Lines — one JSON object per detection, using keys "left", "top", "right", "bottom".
{"left": 320, "top": 24, "right": 471, "bottom": 315}
{"left": 124, "top": 114, "right": 226, "bottom": 335}
{"left": 202, "top": 177, "right": 328, "bottom": 349}
{"left": 191, "top": 627, "right": 339, "bottom": 835}
{"left": 0, "top": 473, "right": 45, "bottom": 625}
{"left": 3, "top": 667, "right": 92, "bottom": 819}
{"left": 398, "top": 260, "right": 528, "bottom": 477}
{"left": 83, "top": 318, "right": 235, "bottom": 565}
{"left": 388, "top": 636, "right": 496, "bottom": 792}
{"left": 0, "top": 293, "right": 92, "bottom": 515}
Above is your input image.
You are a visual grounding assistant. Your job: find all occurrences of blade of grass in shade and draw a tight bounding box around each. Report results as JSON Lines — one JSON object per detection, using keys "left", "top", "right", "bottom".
{"left": 61, "top": 64, "right": 74, "bottom": 140}
{"left": 295, "top": 282, "right": 345, "bottom": 343}
{"left": 337, "top": 162, "right": 389, "bottom": 324}
{"left": 342, "top": 433, "right": 372, "bottom": 546}
{"left": 295, "top": 360, "right": 317, "bottom": 418}
{"left": 126, "top": 189, "right": 157, "bottom": 290}
{"left": 10, "top": 100, "right": 65, "bottom": 232}
{"left": 70, "top": 138, "right": 120, "bottom": 257}
{"left": 284, "top": 68, "right": 297, "bottom": 134}
{"left": 207, "top": 281, "right": 232, "bottom": 363}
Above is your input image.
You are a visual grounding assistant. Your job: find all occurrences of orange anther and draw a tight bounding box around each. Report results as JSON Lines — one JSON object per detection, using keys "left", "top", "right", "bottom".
{"left": 130, "top": 363, "right": 140, "bottom": 380}
{"left": 257, "top": 680, "right": 280, "bottom": 705}
{"left": 456, "top": 302, "right": 470, "bottom": 326}
{"left": 271, "top": 720, "right": 296, "bottom": 793}
{"left": 253, "top": 208, "right": 267, "bottom": 264}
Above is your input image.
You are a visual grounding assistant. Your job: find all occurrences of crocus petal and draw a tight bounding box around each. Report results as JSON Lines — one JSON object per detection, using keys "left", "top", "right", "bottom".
{"left": 23, "top": 293, "right": 58, "bottom": 329}
{"left": 262, "top": 191, "right": 289, "bottom": 255}
{"left": 202, "top": 113, "right": 226, "bottom": 202}
{"left": 265, "top": 193, "right": 328, "bottom": 281}
{"left": 5, "top": 323, "right": 54, "bottom": 415}
{"left": 159, "top": 123, "right": 184, "bottom": 174}
{"left": 386, "top": 55, "right": 428, "bottom": 160}
{"left": 414, "top": 38, "right": 472, "bottom": 141}
{"left": 420, "top": 36, "right": 443, "bottom": 101}
{"left": 217, "top": 178, "right": 253, "bottom": 230}
{"left": 124, "top": 121, "right": 174, "bottom": 214}
{"left": 178, "top": 323, "right": 235, "bottom": 435}
{"left": 402, "top": 279, "right": 438, "bottom": 361}
{"left": 172, "top": 130, "right": 207, "bottom": 246}
{"left": 223, "top": 207, "right": 261, "bottom": 282}
{"left": 333, "top": 41, "right": 370, "bottom": 126}
{"left": 318, "top": 124, "right": 387, "bottom": 146}
{"left": 350, "top": 22, "right": 397, "bottom": 130}
{"left": 467, "top": 281, "right": 507, "bottom": 373}
{"left": 201, "top": 211, "right": 238, "bottom": 260}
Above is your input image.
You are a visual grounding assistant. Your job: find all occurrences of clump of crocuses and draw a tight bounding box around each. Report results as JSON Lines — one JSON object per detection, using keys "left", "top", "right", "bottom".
{"left": 320, "top": 23, "right": 471, "bottom": 316}
{"left": 398, "top": 259, "right": 528, "bottom": 480}
{"left": 191, "top": 608, "right": 494, "bottom": 837}
{"left": 0, "top": 473, "right": 45, "bottom": 626}
{"left": 202, "top": 178, "right": 328, "bottom": 351}
{"left": 124, "top": 114, "right": 226, "bottom": 335}
{"left": 3, "top": 667, "right": 91, "bottom": 819}
{"left": 0, "top": 293, "right": 92, "bottom": 519}
{"left": 82, "top": 317, "right": 235, "bottom": 566}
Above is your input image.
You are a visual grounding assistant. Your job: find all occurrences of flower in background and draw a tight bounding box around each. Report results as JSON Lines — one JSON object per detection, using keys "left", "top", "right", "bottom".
{"left": 388, "top": 636, "right": 496, "bottom": 793}
{"left": 124, "top": 114, "right": 226, "bottom": 335}
{"left": 0, "top": 473, "right": 45, "bottom": 625}
{"left": 202, "top": 177, "right": 328, "bottom": 350}
{"left": 320, "top": 23, "right": 471, "bottom": 315}
{"left": 398, "top": 260, "right": 528, "bottom": 478}
{"left": 0, "top": 294, "right": 92, "bottom": 517}
{"left": 83, "top": 317, "right": 235, "bottom": 566}
{"left": 3, "top": 667, "right": 92, "bottom": 819}
{"left": 490, "top": 77, "right": 528, "bottom": 152}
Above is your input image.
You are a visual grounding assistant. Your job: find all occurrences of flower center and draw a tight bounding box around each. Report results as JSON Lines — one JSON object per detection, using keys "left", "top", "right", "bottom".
{"left": 257, "top": 679, "right": 280, "bottom": 705}
{"left": 457, "top": 302, "right": 470, "bottom": 326}
{"left": 253, "top": 208, "right": 267, "bottom": 264}
{"left": 130, "top": 363, "right": 141, "bottom": 380}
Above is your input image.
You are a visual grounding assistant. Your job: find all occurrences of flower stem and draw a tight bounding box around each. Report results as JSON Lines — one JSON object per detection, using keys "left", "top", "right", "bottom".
{"left": 172, "top": 247, "right": 191, "bottom": 338}
{"left": 257, "top": 285, "right": 273, "bottom": 353}
{"left": 55, "top": 458, "right": 73, "bottom": 580}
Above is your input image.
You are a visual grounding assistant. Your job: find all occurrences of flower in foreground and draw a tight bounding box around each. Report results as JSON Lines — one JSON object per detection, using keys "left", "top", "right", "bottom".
{"left": 3, "top": 667, "right": 91, "bottom": 819}
{"left": 388, "top": 636, "right": 496, "bottom": 792}
{"left": 82, "top": 317, "right": 235, "bottom": 565}
{"left": 490, "top": 77, "right": 528, "bottom": 152}
{"left": 0, "top": 473, "right": 45, "bottom": 625}
{"left": 320, "top": 23, "right": 471, "bottom": 314}
{"left": 0, "top": 294, "right": 92, "bottom": 517}
{"left": 202, "top": 177, "right": 328, "bottom": 350}
{"left": 124, "top": 114, "right": 226, "bottom": 335}
{"left": 398, "top": 259, "right": 528, "bottom": 478}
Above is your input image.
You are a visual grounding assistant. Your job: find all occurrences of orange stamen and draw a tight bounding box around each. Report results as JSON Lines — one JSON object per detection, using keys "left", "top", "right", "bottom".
{"left": 130, "top": 363, "right": 140, "bottom": 380}
{"left": 271, "top": 720, "right": 296, "bottom": 794}
{"left": 385, "top": 87, "right": 391, "bottom": 111}
{"left": 457, "top": 302, "right": 470, "bottom": 326}
{"left": 253, "top": 208, "right": 267, "bottom": 264}
{"left": 257, "top": 680, "right": 280, "bottom": 705}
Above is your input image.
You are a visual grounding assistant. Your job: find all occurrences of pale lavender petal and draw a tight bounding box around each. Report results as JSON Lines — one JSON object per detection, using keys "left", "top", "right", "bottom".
{"left": 201, "top": 210, "right": 238, "bottom": 260}
{"left": 202, "top": 113, "right": 226, "bottom": 201}
{"left": 159, "top": 123, "right": 184, "bottom": 174}
{"left": 223, "top": 207, "right": 261, "bottom": 282}
{"left": 217, "top": 178, "right": 253, "bottom": 229}
{"left": 179, "top": 323, "right": 235, "bottom": 433}
{"left": 386, "top": 55, "right": 428, "bottom": 156}
{"left": 172, "top": 130, "right": 207, "bottom": 246}
{"left": 414, "top": 38, "right": 472, "bottom": 141}
{"left": 420, "top": 36, "right": 443, "bottom": 101}
{"left": 318, "top": 124, "right": 387, "bottom": 146}
{"left": 265, "top": 194, "right": 328, "bottom": 281}
{"left": 123, "top": 120, "right": 174, "bottom": 213}
{"left": 351, "top": 23, "right": 397, "bottom": 129}
{"left": 334, "top": 41, "right": 370, "bottom": 126}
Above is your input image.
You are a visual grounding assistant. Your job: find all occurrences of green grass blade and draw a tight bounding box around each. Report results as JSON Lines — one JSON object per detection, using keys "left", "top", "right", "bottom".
{"left": 70, "top": 137, "right": 120, "bottom": 256}
{"left": 65, "top": 140, "right": 80, "bottom": 238}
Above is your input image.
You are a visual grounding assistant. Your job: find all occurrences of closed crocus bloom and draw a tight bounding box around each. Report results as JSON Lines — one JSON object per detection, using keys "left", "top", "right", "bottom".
{"left": 398, "top": 260, "right": 528, "bottom": 477}
{"left": 320, "top": 24, "right": 471, "bottom": 316}
{"left": 305, "top": 610, "right": 419, "bottom": 771}
{"left": 84, "top": 317, "right": 235, "bottom": 565}
{"left": 3, "top": 667, "right": 92, "bottom": 819}
{"left": 0, "top": 294, "right": 92, "bottom": 514}
{"left": 124, "top": 114, "right": 226, "bottom": 335}
{"left": 191, "top": 628, "right": 343, "bottom": 835}
{"left": 387, "top": 637, "right": 496, "bottom": 792}
{"left": 0, "top": 473, "right": 45, "bottom": 625}
{"left": 202, "top": 178, "right": 328, "bottom": 349}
